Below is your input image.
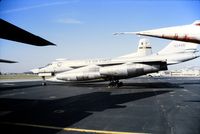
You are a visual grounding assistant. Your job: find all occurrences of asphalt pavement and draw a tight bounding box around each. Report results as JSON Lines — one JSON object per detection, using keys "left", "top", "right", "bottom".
{"left": 0, "top": 77, "right": 199, "bottom": 134}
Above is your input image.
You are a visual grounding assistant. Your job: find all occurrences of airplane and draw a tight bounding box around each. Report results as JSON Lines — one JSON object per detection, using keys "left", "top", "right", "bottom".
{"left": 31, "top": 38, "right": 199, "bottom": 87}
{"left": 114, "top": 20, "right": 200, "bottom": 44}
{"left": 0, "top": 19, "right": 56, "bottom": 63}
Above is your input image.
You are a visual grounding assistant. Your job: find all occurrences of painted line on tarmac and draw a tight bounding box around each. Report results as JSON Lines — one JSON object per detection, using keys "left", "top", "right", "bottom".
{"left": 1, "top": 122, "right": 149, "bottom": 134}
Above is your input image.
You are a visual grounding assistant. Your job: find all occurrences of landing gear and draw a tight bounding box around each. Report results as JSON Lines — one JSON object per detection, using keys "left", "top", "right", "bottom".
{"left": 42, "top": 76, "right": 47, "bottom": 86}
{"left": 108, "top": 80, "right": 123, "bottom": 88}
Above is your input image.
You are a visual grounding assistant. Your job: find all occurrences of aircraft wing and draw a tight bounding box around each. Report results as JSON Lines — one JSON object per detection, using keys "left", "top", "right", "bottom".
{"left": 0, "top": 59, "right": 18, "bottom": 63}
{"left": 97, "top": 58, "right": 167, "bottom": 67}
{"left": 0, "top": 19, "right": 56, "bottom": 46}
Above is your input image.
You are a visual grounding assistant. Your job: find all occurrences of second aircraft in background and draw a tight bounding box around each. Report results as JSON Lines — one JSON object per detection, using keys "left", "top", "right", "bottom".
{"left": 115, "top": 20, "right": 200, "bottom": 44}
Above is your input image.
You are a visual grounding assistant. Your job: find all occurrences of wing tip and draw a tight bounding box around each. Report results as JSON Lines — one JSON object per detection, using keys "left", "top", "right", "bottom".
{"left": 0, "top": 59, "right": 18, "bottom": 63}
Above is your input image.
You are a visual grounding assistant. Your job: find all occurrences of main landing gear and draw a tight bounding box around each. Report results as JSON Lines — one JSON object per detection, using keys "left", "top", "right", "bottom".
{"left": 108, "top": 80, "right": 123, "bottom": 88}
{"left": 42, "top": 76, "right": 47, "bottom": 86}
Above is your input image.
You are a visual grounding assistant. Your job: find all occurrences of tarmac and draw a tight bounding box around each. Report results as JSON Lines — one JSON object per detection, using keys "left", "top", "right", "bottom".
{"left": 0, "top": 77, "right": 200, "bottom": 134}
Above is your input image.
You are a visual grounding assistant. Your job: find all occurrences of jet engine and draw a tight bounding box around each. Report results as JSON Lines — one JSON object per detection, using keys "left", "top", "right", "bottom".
{"left": 99, "top": 62, "right": 167, "bottom": 78}
{"left": 56, "top": 72, "right": 101, "bottom": 81}
{"left": 56, "top": 65, "right": 101, "bottom": 81}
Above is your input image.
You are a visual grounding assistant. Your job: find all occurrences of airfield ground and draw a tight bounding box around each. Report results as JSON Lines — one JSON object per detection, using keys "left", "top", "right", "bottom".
{"left": 0, "top": 77, "right": 200, "bottom": 134}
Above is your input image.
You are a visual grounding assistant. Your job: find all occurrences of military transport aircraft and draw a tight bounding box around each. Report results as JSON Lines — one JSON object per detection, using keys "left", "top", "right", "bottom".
{"left": 114, "top": 20, "right": 200, "bottom": 44}
{"left": 31, "top": 39, "right": 199, "bottom": 87}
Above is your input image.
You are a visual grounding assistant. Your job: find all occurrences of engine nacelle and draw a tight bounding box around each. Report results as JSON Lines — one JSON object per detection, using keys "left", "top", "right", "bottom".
{"left": 56, "top": 65, "right": 101, "bottom": 81}
{"left": 99, "top": 63, "right": 167, "bottom": 78}
{"left": 56, "top": 72, "right": 101, "bottom": 81}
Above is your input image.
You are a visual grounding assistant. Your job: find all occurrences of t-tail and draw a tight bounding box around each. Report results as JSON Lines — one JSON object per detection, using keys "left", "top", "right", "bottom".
{"left": 118, "top": 38, "right": 152, "bottom": 58}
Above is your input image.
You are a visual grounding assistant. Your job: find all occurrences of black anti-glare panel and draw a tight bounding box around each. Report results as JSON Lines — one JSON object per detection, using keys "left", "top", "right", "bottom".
{"left": 0, "top": 19, "right": 56, "bottom": 46}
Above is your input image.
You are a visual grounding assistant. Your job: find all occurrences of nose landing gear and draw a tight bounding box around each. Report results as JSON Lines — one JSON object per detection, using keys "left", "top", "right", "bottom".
{"left": 42, "top": 76, "right": 47, "bottom": 86}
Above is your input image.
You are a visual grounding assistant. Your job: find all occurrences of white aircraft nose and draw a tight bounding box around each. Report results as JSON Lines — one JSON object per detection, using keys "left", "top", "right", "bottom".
{"left": 31, "top": 69, "right": 39, "bottom": 74}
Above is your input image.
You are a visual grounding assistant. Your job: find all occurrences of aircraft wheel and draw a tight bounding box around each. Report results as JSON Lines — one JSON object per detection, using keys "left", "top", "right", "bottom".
{"left": 108, "top": 81, "right": 115, "bottom": 88}
{"left": 41, "top": 76, "right": 46, "bottom": 86}
{"left": 118, "top": 82, "right": 123, "bottom": 87}
{"left": 108, "top": 80, "right": 123, "bottom": 88}
{"left": 42, "top": 82, "right": 47, "bottom": 86}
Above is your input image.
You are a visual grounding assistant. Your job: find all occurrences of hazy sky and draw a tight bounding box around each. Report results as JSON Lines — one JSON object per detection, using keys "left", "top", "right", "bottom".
{"left": 0, "top": 0, "right": 200, "bottom": 73}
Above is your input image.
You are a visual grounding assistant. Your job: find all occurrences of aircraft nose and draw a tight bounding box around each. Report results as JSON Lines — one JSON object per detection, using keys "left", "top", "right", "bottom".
{"left": 31, "top": 69, "right": 39, "bottom": 74}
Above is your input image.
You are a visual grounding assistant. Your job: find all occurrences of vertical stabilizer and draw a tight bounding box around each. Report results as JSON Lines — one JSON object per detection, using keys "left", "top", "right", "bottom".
{"left": 119, "top": 38, "right": 152, "bottom": 58}
{"left": 137, "top": 38, "right": 152, "bottom": 56}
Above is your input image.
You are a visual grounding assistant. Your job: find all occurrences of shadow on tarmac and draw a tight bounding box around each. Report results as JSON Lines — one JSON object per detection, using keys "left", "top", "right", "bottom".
{"left": 70, "top": 82, "right": 182, "bottom": 89}
{"left": 0, "top": 90, "right": 171, "bottom": 134}
{"left": 0, "top": 81, "right": 182, "bottom": 92}
{"left": 0, "top": 84, "right": 43, "bottom": 91}
{"left": 184, "top": 100, "right": 200, "bottom": 102}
